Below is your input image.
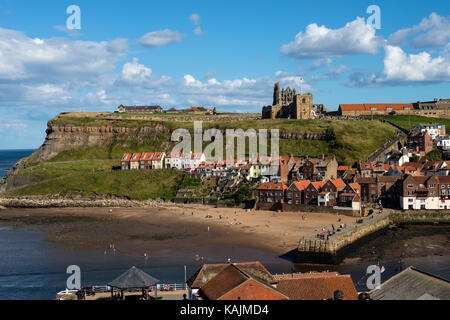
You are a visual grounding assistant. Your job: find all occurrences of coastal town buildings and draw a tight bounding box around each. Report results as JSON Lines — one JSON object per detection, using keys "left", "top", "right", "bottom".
{"left": 412, "top": 123, "right": 446, "bottom": 140}
{"left": 407, "top": 131, "right": 433, "bottom": 153}
{"left": 117, "top": 105, "right": 163, "bottom": 113}
{"left": 256, "top": 182, "right": 288, "bottom": 204}
{"left": 187, "top": 262, "right": 358, "bottom": 300}
{"left": 338, "top": 99, "right": 449, "bottom": 118}
{"left": 302, "top": 156, "right": 338, "bottom": 181}
{"left": 129, "top": 153, "right": 141, "bottom": 170}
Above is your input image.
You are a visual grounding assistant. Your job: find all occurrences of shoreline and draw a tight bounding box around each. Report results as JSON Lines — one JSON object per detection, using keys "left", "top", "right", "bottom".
{"left": 0, "top": 204, "right": 356, "bottom": 257}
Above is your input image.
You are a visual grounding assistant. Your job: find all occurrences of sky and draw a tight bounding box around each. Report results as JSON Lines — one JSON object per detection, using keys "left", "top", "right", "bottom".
{"left": 0, "top": 0, "right": 449, "bottom": 149}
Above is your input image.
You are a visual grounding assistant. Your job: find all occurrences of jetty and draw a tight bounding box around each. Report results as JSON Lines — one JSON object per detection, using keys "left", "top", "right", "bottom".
{"left": 296, "top": 210, "right": 450, "bottom": 264}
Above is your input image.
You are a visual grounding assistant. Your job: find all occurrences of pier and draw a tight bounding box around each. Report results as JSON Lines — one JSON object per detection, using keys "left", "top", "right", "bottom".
{"left": 296, "top": 210, "right": 450, "bottom": 264}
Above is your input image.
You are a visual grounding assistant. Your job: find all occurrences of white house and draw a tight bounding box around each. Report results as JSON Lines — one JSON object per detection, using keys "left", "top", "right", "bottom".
{"left": 412, "top": 124, "right": 446, "bottom": 140}
{"left": 164, "top": 151, "right": 183, "bottom": 169}
{"left": 436, "top": 136, "right": 450, "bottom": 150}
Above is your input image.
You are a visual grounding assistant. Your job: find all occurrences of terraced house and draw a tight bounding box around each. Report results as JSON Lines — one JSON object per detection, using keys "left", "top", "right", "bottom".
{"left": 400, "top": 175, "right": 450, "bottom": 210}
{"left": 302, "top": 156, "right": 338, "bottom": 181}
{"left": 129, "top": 153, "right": 141, "bottom": 170}
{"left": 256, "top": 182, "right": 288, "bottom": 203}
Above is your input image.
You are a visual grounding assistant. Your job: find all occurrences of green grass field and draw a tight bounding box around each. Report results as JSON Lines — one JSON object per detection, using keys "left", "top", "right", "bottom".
{"left": 373, "top": 115, "right": 450, "bottom": 132}
{"left": 6, "top": 160, "right": 200, "bottom": 200}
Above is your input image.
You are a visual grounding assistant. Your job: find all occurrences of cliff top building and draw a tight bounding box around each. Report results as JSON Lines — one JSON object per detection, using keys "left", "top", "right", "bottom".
{"left": 262, "top": 82, "right": 315, "bottom": 120}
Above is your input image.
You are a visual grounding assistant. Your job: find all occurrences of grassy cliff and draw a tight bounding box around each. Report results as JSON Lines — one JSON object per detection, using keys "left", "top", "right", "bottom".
{"left": 2, "top": 112, "right": 399, "bottom": 199}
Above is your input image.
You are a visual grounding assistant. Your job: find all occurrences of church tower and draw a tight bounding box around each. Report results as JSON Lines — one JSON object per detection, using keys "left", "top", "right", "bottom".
{"left": 273, "top": 82, "right": 281, "bottom": 106}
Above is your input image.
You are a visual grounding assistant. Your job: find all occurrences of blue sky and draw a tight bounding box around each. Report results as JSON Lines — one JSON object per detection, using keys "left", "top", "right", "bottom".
{"left": 0, "top": 0, "right": 449, "bottom": 149}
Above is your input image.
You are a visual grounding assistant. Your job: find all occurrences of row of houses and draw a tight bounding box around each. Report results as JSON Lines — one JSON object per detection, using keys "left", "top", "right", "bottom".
{"left": 121, "top": 152, "right": 207, "bottom": 171}
{"left": 256, "top": 178, "right": 362, "bottom": 210}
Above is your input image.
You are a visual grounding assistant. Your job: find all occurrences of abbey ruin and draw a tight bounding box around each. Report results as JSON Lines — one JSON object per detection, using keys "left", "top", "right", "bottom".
{"left": 262, "top": 83, "right": 319, "bottom": 120}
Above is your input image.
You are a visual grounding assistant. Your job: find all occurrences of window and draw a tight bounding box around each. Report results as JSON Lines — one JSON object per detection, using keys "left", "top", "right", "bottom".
{"left": 386, "top": 107, "right": 392, "bottom": 111}
{"left": 407, "top": 184, "right": 414, "bottom": 188}
{"left": 430, "top": 184, "right": 435, "bottom": 188}
{"left": 370, "top": 107, "right": 376, "bottom": 111}
{"left": 408, "top": 198, "right": 413, "bottom": 202}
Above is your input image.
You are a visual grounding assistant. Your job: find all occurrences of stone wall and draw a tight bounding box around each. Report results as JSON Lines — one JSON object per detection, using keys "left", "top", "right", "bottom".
{"left": 0, "top": 196, "right": 169, "bottom": 208}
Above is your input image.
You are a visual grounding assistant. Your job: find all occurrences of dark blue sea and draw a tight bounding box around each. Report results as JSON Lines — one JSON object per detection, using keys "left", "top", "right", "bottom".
{"left": 0, "top": 149, "right": 35, "bottom": 179}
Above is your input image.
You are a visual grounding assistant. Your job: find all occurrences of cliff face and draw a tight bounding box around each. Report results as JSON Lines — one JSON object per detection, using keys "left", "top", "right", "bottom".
{"left": 3, "top": 122, "right": 170, "bottom": 179}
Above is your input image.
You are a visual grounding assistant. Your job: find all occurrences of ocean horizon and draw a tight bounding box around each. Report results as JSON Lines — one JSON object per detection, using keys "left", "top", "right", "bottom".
{"left": 0, "top": 149, "right": 35, "bottom": 179}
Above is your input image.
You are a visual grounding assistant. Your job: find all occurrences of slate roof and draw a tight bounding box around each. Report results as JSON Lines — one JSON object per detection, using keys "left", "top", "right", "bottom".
{"left": 108, "top": 266, "right": 160, "bottom": 289}
{"left": 369, "top": 266, "right": 450, "bottom": 300}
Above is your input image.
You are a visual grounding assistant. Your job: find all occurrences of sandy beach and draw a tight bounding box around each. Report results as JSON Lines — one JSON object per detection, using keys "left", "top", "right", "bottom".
{"left": 0, "top": 204, "right": 355, "bottom": 257}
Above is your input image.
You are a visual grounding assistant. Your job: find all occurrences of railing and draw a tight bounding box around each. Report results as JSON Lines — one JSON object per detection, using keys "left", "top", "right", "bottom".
{"left": 156, "top": 283, "right": 187, "bottom": 291}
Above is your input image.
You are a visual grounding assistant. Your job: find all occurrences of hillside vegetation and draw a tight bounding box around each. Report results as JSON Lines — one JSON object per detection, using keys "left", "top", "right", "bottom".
{"left": 373, "top": 115, "right": 450, "bottom": 132}
{"left": 2, "top": 113, "right": 401, "bottom": 199}
{"left": 49, "top": 113, "right": 398, "bottom": 165}
{"left": 5, "top": 160, "right": 200, "bottom": 200}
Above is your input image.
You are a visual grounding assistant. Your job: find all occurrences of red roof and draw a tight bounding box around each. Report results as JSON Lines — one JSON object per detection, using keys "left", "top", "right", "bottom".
{"left": 330, "top": 178, "right": 346, "bottom": 189}
{"left": 130, "top": 153, "right": 141, "bottom": 162}
{"left": 140, "top": 152, "right": 154, "bottom": 161}
{"left": 340, "top": 103, "right": 413, "bottom": 111}
{"left": 276, "top": 274, "right": 358, "bottom": 300}
{"left": 121, "top": 153, "right": 132, "bottom": 162}
{"left": 291, "top": 180, "right": 311, "bottom": 191}
{"left": 152, "top": 152, "right": 164, "bottom": 161}
{"left": 257, "top": 182, "right": 288, "bottom": 191}
{"left": 337, "top": 165, "right": 351, "bottom": 171}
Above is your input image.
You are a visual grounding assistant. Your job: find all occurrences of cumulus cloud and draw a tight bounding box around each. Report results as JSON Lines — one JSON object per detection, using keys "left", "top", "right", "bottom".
{"left": 138, "top": 29, "right": 183, "bottom": 47}
{"left": 0, "top": 28, "right": 128, "bottom": 83}
{"left": 388, "top": 13, "right": 450, "bottom": 49}
{"left": 348, "top": 45, "right": 450, "bottom": 86}
{"left": 189, "top": 13, "right": 200, "bottom": 25}
{"left": 280, "top": 17, "right": 383, "bottom": 59}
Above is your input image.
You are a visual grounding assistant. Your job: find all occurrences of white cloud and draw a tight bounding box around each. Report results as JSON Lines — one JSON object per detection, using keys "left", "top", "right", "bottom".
{"left": 120, "top": 57, "right": 152, "bottom": 83}
{"left": 0, "top": 120, "right": 27, "bottom": 134}
{"left": 349, "top": 45, "right": 450, "bottom": 86}
{"left": 138, "top": 29, "right": 183, "bottom": 47}
{"left": 388, "top": 13, "right": 450, "bottom": 49}
{"left": 193, "top": 26, "right": 207, "bottom": 36}
{"left": 280, "top": 17, "right": 383, "bottom": 59}
{"left": 0, "top": 28, "right": 128, "bottom": 82}
{"left": 189, "top": 13, "right": 200, "bottom": 25}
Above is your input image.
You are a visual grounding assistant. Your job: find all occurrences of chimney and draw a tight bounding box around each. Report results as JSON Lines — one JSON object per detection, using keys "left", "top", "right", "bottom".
{"left": 321, "top": 153, "right": 325, "bottom": 160}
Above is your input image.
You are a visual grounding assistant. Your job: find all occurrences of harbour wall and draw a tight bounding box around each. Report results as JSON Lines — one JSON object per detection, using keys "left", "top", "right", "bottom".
{"left": 296, "top": 211, "right": 450, "bottom": 263}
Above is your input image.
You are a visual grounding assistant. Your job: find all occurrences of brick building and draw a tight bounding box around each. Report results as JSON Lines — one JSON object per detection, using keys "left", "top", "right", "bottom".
{"left": 407, "top": 131, "right": 433, "bottom": 153}
{"left": 256, "top": 182, "right": 288, "bottom": 204}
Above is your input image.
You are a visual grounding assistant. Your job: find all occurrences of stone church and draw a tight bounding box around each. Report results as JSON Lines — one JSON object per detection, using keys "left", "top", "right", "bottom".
{"left": 262, "top": 82, "right": 314, "bottom": 119}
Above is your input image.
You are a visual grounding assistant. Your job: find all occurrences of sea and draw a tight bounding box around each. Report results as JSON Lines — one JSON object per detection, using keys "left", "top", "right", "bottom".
{"left": 0, "top": 150, "right": 449, "bottom": 300}
{"left": 0, "top": 149, "right": 35, "bottom": 179}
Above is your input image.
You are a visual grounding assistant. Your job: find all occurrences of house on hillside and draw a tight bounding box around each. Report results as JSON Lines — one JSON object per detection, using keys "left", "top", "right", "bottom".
{"left": 139, "top": 152, "right": 154, "bottom": 170}
{"left": 151, "top": 152, "right": 165, "bottom": 169}
{"left": 129, "top": 153, "right": 141, "bottom": 170}
{"left": 121, "top": 153, "right": 132, "bottom": 170}
{"left": 256, "top": 182, "right": 287, "bottom": 203}
{"left": 117, "top": 105, "right": 163, "bottom": 113}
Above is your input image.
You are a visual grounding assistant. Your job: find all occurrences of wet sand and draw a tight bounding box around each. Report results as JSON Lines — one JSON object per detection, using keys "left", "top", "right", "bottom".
{"left": 0, "top": 204, "right": 355, "bottom": 257}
